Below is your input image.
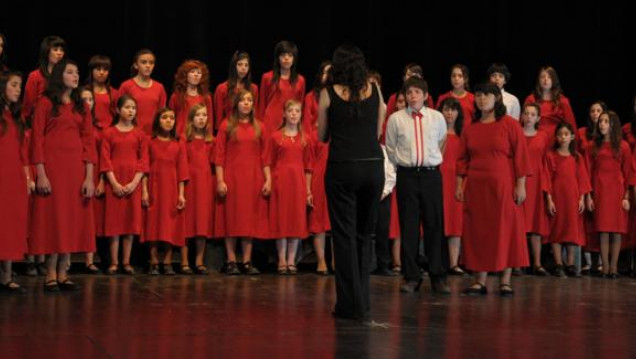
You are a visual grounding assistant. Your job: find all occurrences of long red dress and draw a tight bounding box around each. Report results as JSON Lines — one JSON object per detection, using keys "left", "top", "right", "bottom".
{"left": 214, "top": 120, "right": 269, "bottom": 238}
{"left": 303, "top": 94, "right": 331, "bottom": 234}
{"left": 100, "top": 126, "right": 148, "bottom": 236}
{"left": 30, "top": 98, "right": 96, "bottom": 254}
{"left": 523, "top": 94, "right": 577, "bottom": 140}
{"left": 623, "top": 124, "right": 636, "bottom": 247}
{"left": 93, "top": 126, "right": 106, "bottom": 237}
{"left": 168, "top": 93, "right": 214, "bottom": 138}
{"left": 590, "top": 141, "right": 631, "bottom": 234}
{"left": 436, "top": 91, "right": 475, "bottom": 126}
{"left": 266, "top": 131, "right": 313, "bottom": 239}
{"left": 185, "top": 138, "right": 215, "bottom": 238}
{"left": 542, "top": 151, "right": 591, "bottom": 245}
{"left": 118, "top": 79, "right": 167, "bottom": 136}
{"left": 143, "top": 138, "right": 189, "bottom": 245}
{"left": 523, "top": 130, "right": 551, "bottom": 236}
{"left": 441, "top": 133, "right": 463, "bottom": 237}
{"left": 0, "top": 110, "right": 28, "bottom": 260}
{"left": 22, "top": 69, "right": 47, "bottom": 120}
{"left": 257, "top": 71, "right": 305, "bottom": 130}
{"left": 214, "top": 82, "right": 259, "bottom": 131}
{"left": 577, "top": 127, "right": 598, "bottom": 250}
{"left": 93, "top": 87, "right": 119, "bottom": 129}
{"left": 457, "top": 116, "right": 530, "bottom": 271}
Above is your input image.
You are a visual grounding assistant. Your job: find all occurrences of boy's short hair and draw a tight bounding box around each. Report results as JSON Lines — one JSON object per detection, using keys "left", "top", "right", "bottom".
{"left": 400, "top": 77, "right": 428, "bottom": 96}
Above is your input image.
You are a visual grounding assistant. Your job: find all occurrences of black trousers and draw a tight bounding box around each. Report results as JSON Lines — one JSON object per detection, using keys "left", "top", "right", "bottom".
{"left": 373, "top": 194, "right": 392, "bottom": 270}
{"left": 326, "top": 160, "right": 384, "bottom": 321}
{"left": 396, "top": 166, "right": 448, "bottom": 282}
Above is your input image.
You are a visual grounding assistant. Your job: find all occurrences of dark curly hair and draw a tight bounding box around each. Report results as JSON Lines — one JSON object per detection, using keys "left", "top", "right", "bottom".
{"left": 330, "top": 44, "right": 368, "bottom": 103}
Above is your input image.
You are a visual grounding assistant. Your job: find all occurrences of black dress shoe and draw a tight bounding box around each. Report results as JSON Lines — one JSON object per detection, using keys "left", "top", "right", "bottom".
{"left": 0, "top": 281, "right": 27, "bottom": 295}
{"left": 57, "top": 279, "right": 80, "bottom": 291}
{"left": 461, "top": 283, "right": 487, "bottom": 296}
{"left": 400, "top": 278, "right": 423, "bottom": 293}
{"left": 430, "top": 276, "right": 451, "bottom": 296}
{"left": 499, "top": 283, "right": 514, "bottom": 297}
{"left": 372, "top": 267, "right": 398, "bottom": 276}
{"left": 43, "top": 279, "right": 59, "bottom": 293}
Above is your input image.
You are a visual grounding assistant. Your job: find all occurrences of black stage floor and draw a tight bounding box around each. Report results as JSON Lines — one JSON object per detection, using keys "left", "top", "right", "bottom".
{"left": 2, "top": 272, "right": 636, "bottom": 358}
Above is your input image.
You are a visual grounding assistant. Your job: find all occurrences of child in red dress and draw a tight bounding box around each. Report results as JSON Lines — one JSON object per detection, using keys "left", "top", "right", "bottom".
{"left": 169, "top": 60, "right": 214, "bottom": 138}
{"left": 214, "top": 51, "right": 259, "bottom": 132}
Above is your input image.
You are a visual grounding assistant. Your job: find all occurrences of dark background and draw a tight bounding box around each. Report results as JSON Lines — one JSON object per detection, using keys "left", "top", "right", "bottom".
{"left": 2, "top": 1, "right": 634, "bottom": 126}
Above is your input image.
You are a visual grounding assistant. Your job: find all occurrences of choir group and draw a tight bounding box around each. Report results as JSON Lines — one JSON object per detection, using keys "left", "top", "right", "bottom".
{"left": 1, "top": 33, "right": 635, "bottom": 296}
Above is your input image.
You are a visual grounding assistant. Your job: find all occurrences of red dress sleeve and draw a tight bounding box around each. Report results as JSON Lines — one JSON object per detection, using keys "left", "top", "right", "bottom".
{"left": 541, "top": 152, "right": 555, "bottom": 195}
{"left": 138, "top": 131, "right": 150, "bottom": 173}
{"left": 204, "top": 94, "right": 214, "bottom": 136}
{"left": 258, "top": 73, "right": 272, "bottom": 120}
{"left": 30, "top": 97, "right": 51, "bottom": 164}
{"left": 214, "top": 121, "right": 228, "bottom": 168}
{"left": 213, "top": 83, "right": 227, "bottom": 130}
{"left": 509, "top": 118, "right": 530, "bottom": 178}
{"left": 168, "top": 93, "right": 179, "bottom": 113}
{"left": 251, "top": 83, "right": 260, "bottom": 108}
{"left": 159, "top": 83, "right": 168, "bottom": 108}
{"left": 303, "top": 136, "right": 314, "bottom": 173}
{"left": 100, "top": 129, "right": 113, "bottom": 173}
{"left": 177, "top": 140, "right": 189, "bottom": 182}
{"left": 456, "top": 129, "right": 469, "bottom": 176}
{"left": 82, "top": 105, "right": 97, "bottom": 164}
{"left": 560, "top": 96, "right": 577, "bottom": 132}
{"left": 576, "top": 153, "right": 592, "bottom": 195}
{"left": 260, "top": 122, "right": 271, "bottom": 168}
{"left": 620, "top": 141, "right": 632, "bottom": 190}
{"left": 22, "top": 70, "right": 44, "bottom": 120}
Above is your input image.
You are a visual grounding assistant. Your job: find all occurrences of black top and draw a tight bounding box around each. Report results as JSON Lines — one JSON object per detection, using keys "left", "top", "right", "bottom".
{"left": 326, "top": 84, "right": 383, "bottom": 162}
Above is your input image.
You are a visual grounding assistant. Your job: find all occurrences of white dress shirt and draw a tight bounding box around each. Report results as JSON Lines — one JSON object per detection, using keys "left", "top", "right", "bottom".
{"left": 385, "top": 106, "right": 447, "bottom": 168}
{"left": 502, "top": 88, "right": 521, "bottom": 120}
{"left": 381, "top": 145, "right": 396, "bottom": 198}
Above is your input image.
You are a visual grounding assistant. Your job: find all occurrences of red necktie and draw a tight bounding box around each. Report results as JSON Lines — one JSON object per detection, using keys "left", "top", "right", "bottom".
{"left": 411, "top": 110, "right": 424, "bottom": 166}
{"left": 412, "top": 111, "right": 422, "bottom": 120}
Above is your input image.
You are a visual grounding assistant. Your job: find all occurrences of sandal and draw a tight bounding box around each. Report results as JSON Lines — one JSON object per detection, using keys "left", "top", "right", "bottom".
{"left": 0, "top": 281, "right": 26, "bottom": 294}
{"left": 462, "top": 282, "right": 487, "bottom": 296}
{"left": 85, "top": 263, "right": 101, "bottom": 275}
{"left": 195, "top": 265, "right": 209, "bottom": 275}
{"left": 122, "top": 264, "right": 136, "bottom": 275}
{"left": 278, "top": 265, "right": 288, "bottom": 275}
{"left": 44, "top": 279, "right": 59, "bottom": 292}
{"left": 106, "top": 264, "right": 119, "bottom": 275}
{"left": 391, "top": 265, "right": 402, "bottom": 275}
{"left": 499, "top": 283, "right": 514, "bottom": 297}
{"left": 287, "top": 264, "right": 298, "bottom": 275}
{"left": 180, "top": 265, "right": 193, "bottom": 275}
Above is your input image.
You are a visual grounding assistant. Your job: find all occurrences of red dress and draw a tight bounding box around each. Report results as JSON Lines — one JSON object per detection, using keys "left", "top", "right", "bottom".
{"left": 523, "top": 130, "right": 551, "bottom": 236}
{"left": 100, "top": 127, "right": 148, "bottom": 236}
{"left": 266, "top": 131, "right": 313, "bottom": 239}
{"left": 625, "top": 124, "right": 636, "bottom": 247}
{"left": 441, "top": 133, "right": 463, "bottom": 237}
{"left": 577, "top": 127, "right": 597, "bottom": 250}
{"left": 523, "top": 94, "right": 577, "bottom": 140}
{"left": 22, "top": 69, "right": 47, "bottom": 120}
{"left": 457, "top": 116, "right": 530, "bottom": 271}
{"left": 94, "top": 87, "right": 119, "bottom": 129}
{"left": 303, "top": 97, "right": 331, "bottom": 234}
{"left": 214, "top": 82, "right": 259, "bottom": 131}
{"left": 590, "top": 141, "right": 631, "bottom": 234}
{"left": 214, "top": 120, "right": 269, "bottom": 238}
{"left": 30, "top": 98, "right": 96, "bottom": 254}
{"left": 436, "top": 92, "right": 475, "bottom": 126}
{"left": 168, "top": 93, "right": 214, "bottom": 138}
{"left": 257, "top": 71, "right": 305, "bottom": 130}
{"left": 622, "top": 123, "right": 636, "bottom": 149}
{"left": 118, "top": 79, "right": 167, "bottom": 136}
{"left": 542, "top": 151, "right": 591, "bottom": 245}
{"left": 0, "top": 110, "right": 28, "bottom": 260}
{"left": 143, "top": 138, "right": 189, "bottom": 245}
{"left": 93, "top": 126, "right": 106, "bottom": 237}
{"left": 388, "top": 193, "right": 400, "bottom": 239}
{"left": 185, "top": 138, "right": 215, "bottom": 238}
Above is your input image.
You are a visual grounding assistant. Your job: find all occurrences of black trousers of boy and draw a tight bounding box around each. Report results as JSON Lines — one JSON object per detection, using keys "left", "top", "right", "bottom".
{"left": 325, "top": 160, "right": 384, "bottom": 321}
{"left": 373, "top": 194, "right": 392, "bottom": 271}
{"left": 396, "top": 166, "right": 448, "bottom": 283}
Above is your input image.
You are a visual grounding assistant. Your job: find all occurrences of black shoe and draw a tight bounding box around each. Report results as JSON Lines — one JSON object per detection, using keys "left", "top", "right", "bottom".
{"left": 122, "top": 264, "right": 136, "bottom": 275}
{"left": 0, "top": 281, "right": 27, "bottom": 295}
{"left": 430, "top": 276, "right": 451, "bottom": 296}
{"left": 581, "top": 265, "right": 591, "bottom": 275}
{"left": 195, "top": 265, "right": 209, "bottom": 275}
{"left": 565, "top": 265, "right": 581, "bottom": 277}
{"left": 25, "top": 262, "right": 38, "bottom": 277}
{"left": 533, "top": 266, "right": 550, "bottom": 277}
{"left": 461, "top": 283, "right": 487, "bottom": 296}
{"left": 499, "top": 283, "right": 514, "bottom": 297}
{"left": 57, "top": 279, "right": 79, "bottom": 291}
{"left": 241, "top": 262, "right": 260, "bottom": 275}
{"left": 372, "top": 267, "right": 398, "bottom": 276}
{"left": 511, "top": 268, "right": 525, "bottom": 276}
{"left": 36, "top": 262, "right": 47, "bottom": 276}
{"left": 180, "top": 265, "right": 193, "bottom": 275}
{"left": 148, "top": 264, "right": 160, "bottom": 276}
{"left": 400, "top": 278, "right": 423, "bottom": 293}
{"left": 608, "top": 272, "right": 619, "bottom": 279}
{"left": 85, "top": 263, "right": 101, "bottom": 275}
{"left": 554, "top": 265, "right": 566, "bottom": 278}
{"left": 225, "top": 262, "right": 241, "bottom": 275}
{"left": 448, "top": 266, "right": 466, "bottom": 276}
{"left": 43, "top": 279, "right": 59, "bottom": 293}
{"left": 163, "top": 264, "right": 175, "bottom": 276}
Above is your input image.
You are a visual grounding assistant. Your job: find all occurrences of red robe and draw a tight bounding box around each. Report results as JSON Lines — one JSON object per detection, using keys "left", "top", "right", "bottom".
{"left": 523, "top": 130, "right": 551, "bottom": 236}
{"left": 266, "top": 131, "right": 313, "bottom": 239}
{"left": 94, "top": 87, "right": 119, "bottom": 129}
{"left": 0, "top": 110, "right": 28, "bottom": 260}
{"left": 542, "top": 151, "right": 591, "bottom": 245}
{"left": 119, "top": 79, "right": 167, "bottom": 136}
{"left": 436, "top": 91, "right": 475, "bottom": 126}
{"left": 30, "top": 98, "right": 96, "bottom": 254}
{"left": 457, "top": 116, "right": 530, "bottom": 271}
{"left": 185, "top": 138, "right": 215, "bottom": 238}
{"left": 590, "top": 141, "right": 631, "bottom": 234}
{"left": 441, "top": 133, "right": 463, "bottom": 236}
{"left": 22, "top": 69, "right": 47, "bottom": 120}
{"left": 257, "top": 71, "right": 305, "bottom": 130}
{"left": 214, "top": 82, "right": 259, "bottom": 131}
{"left": 143, "top": 138, "right": 189, "bottom": 245}
{"left": 214, "top": 120, "right": 269, "bottom": 238}
{"left": 168, "top": 93, "right": 214, "bottom": 138}
{"left": 100, "top": 127, "right": 149, "bottom": 236}
{"left": 523, "top": 94, "right": 577, "bottom": 140}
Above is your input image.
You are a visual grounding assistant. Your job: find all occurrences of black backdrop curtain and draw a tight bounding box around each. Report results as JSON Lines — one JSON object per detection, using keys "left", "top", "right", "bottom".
{"left": 1, "top": 0, "right": 634, "bottom": 123}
